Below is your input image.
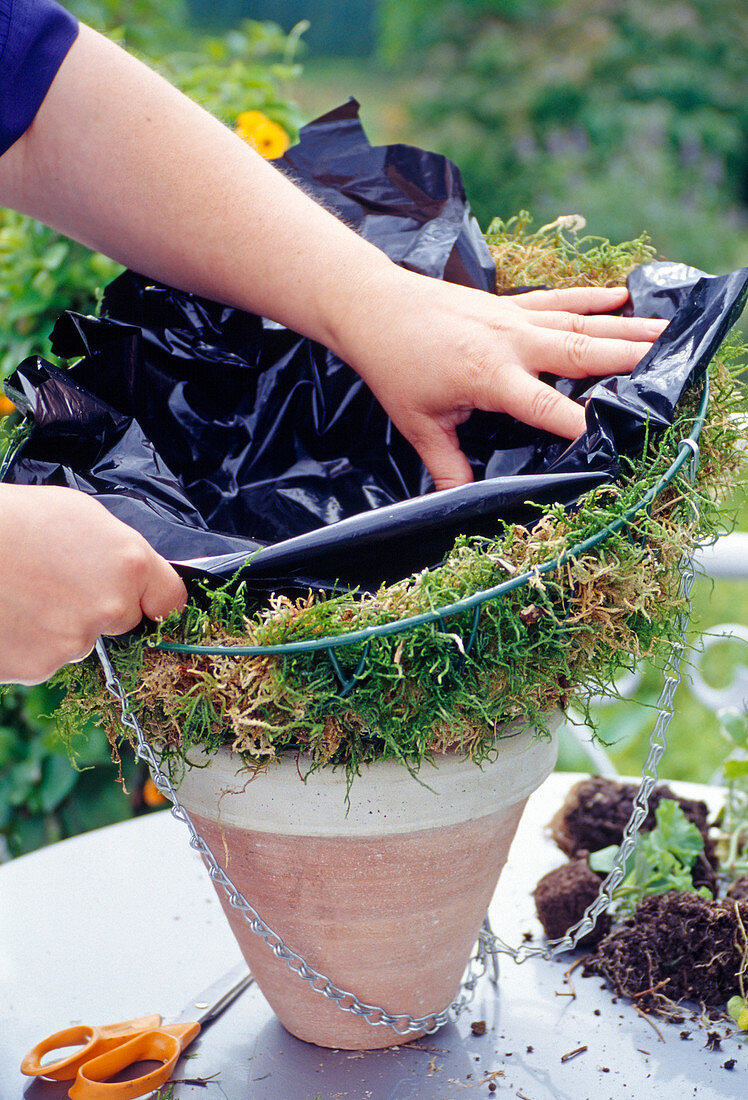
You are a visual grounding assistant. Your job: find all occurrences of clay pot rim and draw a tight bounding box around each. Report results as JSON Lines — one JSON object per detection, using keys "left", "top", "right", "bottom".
{"left": 176, "top": 711, "right": 560, "bottom": 837}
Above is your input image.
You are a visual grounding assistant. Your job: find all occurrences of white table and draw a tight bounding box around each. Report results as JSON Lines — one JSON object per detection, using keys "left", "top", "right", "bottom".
{"left": 1, "top": 773, "right": 745, "bottom": 1100}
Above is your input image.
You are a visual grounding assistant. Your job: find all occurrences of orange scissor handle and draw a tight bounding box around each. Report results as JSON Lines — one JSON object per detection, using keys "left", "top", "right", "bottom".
{"left": 21, "top": 1015, "right": 162, "bottom": 1080}
{"left": 67, "top": 1022, "right": 200, "bottom": 1100}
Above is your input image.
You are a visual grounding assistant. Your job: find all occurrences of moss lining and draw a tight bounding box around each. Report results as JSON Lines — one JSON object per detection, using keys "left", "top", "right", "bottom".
{"left": 52, "top": 221, "right": 747, "bottom": 785}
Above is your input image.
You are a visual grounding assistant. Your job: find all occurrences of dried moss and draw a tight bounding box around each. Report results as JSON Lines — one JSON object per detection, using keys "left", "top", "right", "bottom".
{"left": 484, "top": 211, "right": 656, "bottom": 292}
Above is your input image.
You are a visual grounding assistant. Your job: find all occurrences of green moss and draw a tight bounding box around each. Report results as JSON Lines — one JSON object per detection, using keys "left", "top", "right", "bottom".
{"left": 53, "top": 350, "right": 745, "bottom": 784}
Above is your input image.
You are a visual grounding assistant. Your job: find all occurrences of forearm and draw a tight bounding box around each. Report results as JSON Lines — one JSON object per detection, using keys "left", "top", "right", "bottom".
{"left": 0, "top": 23, "right": 399, "bottom": 356}
{"left": 0, "top": 21, "right": 665, "bottom": 496}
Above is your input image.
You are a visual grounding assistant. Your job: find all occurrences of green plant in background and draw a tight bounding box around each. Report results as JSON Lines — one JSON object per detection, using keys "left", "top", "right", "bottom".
{"left": 187, "top": 0, "right": 376, "bottom": 59}
{"left": 377, "top": 0, "right": 748, "bottom": 274}
{"left": 65, "top": 0, "right": 193, "bottom": 54}
{"left": 0, "top": 685, "right": 139, "bottom": 857}
{"left": 68, "top": 0, "right": 305, "bottom": 152}
{"left": 0, "top": 0, "right": 305, "bottom": 384}
{"left": 146, "top": 18, "right": 304, "bottom": 137}
{"left": 0, "top": 216, "right": 119, "bottom": 378}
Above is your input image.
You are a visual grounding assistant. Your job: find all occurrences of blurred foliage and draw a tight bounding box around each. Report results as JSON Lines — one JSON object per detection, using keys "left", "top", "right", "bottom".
{"left": 0, "top": 684, "right": 146, "bottom": 858}
{"left": 187, "top": 0, "right": 376, "bottom": 58}
{"left": 66, "top": 0, "right": 304, "bottom": 131}
{"left": 557, "top": 577, "right": 748, "bottom": 785}
{"left": 0, "top": 0, "right": 304, "bottom": 381}
{"left": 0, "top": 218, "right": 118, "bottom": 378}
{"left": 65, "top": 0, "right": 193, "bottom": 53}
{"left": 377, "top": 0, "right": 748, "bottom": 272}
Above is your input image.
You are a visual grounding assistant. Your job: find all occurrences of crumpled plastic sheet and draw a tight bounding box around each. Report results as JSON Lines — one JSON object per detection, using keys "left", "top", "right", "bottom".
{"left": 4, "top": 100, "right": 748, "bottom": 594}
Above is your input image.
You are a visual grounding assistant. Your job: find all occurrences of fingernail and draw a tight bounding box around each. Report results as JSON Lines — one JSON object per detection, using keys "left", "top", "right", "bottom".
{"left": 647, "top": 319, "right": 669, "bottom": 336}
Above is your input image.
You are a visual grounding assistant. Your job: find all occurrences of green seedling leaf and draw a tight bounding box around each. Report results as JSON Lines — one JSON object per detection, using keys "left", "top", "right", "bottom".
{"left": 589, "top": 845, "right": 618, "bottom": 875}
{"left": 646, "top": 799, "right": 705, "bottom": 867}
{"left": 592, "top": 800, "right": 708, "bottom": 915}
{"left": 728, "top": 995, "right": 747, "bottom": 1023}
{"left": 724, "top": 759, "right": 748, "bottom": 780}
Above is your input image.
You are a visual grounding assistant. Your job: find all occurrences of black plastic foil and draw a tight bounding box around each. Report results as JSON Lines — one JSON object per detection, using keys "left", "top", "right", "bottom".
{"left": 4, "top": 102, "right": 748, "bottom": 593}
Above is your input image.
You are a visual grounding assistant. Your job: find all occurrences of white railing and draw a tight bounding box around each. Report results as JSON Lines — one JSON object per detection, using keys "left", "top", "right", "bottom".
{"left": 564, "top": 531, "right": 748, "bottom": 778}
{"left": 694, "top": 531, "right": 748, "bottom": 579}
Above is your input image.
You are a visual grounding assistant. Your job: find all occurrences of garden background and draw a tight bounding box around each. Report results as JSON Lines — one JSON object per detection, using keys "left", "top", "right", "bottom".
{"left": 1, "top": 0, "right": 746, "bottom": 856}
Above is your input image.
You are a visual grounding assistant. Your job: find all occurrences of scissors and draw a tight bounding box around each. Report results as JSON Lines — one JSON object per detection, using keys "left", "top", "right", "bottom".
{"left": 21, "top": 963, "right": 253, "bottom": 1100}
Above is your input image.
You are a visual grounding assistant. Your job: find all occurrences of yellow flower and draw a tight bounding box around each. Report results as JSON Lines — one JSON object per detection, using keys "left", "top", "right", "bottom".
{"left": 0, "top": 394, "right": 15, "bottom": 418}
{"left": 142, "top": 777, "right": 168, "bottom": 808}
{"left": 235, "top": 110, "right": 290, "bottom": 159}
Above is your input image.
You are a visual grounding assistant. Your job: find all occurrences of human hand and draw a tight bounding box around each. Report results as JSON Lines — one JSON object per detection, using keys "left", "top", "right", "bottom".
{"left": 337, "top": 271, "right": 668, "bottom": 490}
{"left": 0, "top": 485, "right": 187, "bottom": 685}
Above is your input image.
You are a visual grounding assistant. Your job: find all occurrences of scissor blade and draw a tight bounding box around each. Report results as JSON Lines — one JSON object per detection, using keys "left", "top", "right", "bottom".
{"left": 175, "top": 963, "right": 255, "bottom": 1025}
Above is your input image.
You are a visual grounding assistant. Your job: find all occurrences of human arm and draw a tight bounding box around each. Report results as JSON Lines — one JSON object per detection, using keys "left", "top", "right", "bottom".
{"left": 0, "top": 485, "right": 186, "bottom": 684}
{"left": 0, "top": 21, "right": 666, "bottom": 491}
{"left": 0, "top": 16, "right": 665, "bottom": 683}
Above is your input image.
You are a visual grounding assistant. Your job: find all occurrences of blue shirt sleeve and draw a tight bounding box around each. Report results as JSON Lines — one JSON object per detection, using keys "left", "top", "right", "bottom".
{"left": 0, "top": 0, "right": 79, "bottom": 156}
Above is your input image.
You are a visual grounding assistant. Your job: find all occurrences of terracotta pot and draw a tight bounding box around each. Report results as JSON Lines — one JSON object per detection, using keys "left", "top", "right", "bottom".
{"left": 176, "top": 716, "right": 559, "bottom": 1049}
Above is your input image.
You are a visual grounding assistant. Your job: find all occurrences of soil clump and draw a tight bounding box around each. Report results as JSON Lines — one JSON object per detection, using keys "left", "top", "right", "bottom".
{"left": 535, "top": 777, "right": 720, "bottom": 941}
{"left": 550, "top": 776, "right": 712, "bottom": 856}
{"left": 548, "top": 776, "right": 719, "bottom": 892}
{"left": 533, "top": 858, "right": 611, "bottom": 946}
{"left": 587, "top": 892, "right": 748, "bottom": 1013}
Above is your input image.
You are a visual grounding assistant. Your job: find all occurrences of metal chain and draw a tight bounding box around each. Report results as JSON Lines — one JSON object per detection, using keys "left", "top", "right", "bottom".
{"left": 97, "top": 585, "right": 693, "bottom": 1025}
{"left": 94, "top": 439, "right": 702, "bottom": 1030}
{"left": 96, "top": 637, "right": 453, "bottom": 1036}
{"left": 481, "top": 439, "right": 702, "bottom": 963}
{"left": 97, "top": 634, "right": 509, "bottom": 1031}
{"left": 479, "top": 546, "right": 698, "bottom": 964}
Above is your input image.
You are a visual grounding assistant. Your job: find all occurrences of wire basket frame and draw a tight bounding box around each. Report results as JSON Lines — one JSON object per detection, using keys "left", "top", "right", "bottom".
{"left": 153, "top": 381, "right": 709, "bottom": 708}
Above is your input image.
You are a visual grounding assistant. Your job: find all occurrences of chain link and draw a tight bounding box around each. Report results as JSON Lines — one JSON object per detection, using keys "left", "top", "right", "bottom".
{"left": 96, "top": 638, "right": 454, "bottom": 1035}
{"left": 95, "top": 637, "right": 504, "bottom": 1031}
{"left": 483, "top": 440, "right": 702, "bottom": 963}
{"left": 479, "top": 548, "right": 697, "bottom": 964}
{"left": 94, "top": 438, "right": 701, "bottom": 1030}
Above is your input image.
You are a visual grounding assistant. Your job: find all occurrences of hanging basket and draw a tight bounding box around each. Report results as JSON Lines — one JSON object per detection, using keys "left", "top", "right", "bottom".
{"left": 3, "top": 109, "right": 744, "bottom": 1045}
{"left": 88, "top": 376, "right": 718, "bottom": 1048}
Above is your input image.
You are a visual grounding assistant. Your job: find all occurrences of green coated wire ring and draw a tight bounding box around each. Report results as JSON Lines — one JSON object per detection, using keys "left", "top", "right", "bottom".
{"left": 153, "top": 378, "right": 709, "bottom": 659}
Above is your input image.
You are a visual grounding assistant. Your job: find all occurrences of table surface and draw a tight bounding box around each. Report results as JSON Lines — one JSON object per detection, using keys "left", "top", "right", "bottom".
{"left": 1, "top": 772, "right": 745, "bottom": 1100}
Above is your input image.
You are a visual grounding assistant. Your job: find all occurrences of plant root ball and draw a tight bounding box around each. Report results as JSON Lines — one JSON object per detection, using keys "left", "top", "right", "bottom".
{"left": 588, "top": 892, "right": 748, "bottom": 1012}
{"left": 533, "top": 858, "right": 611, "bottom": 946}
{"left": 548, "top": 776, "right": 719, "bottom": 893}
